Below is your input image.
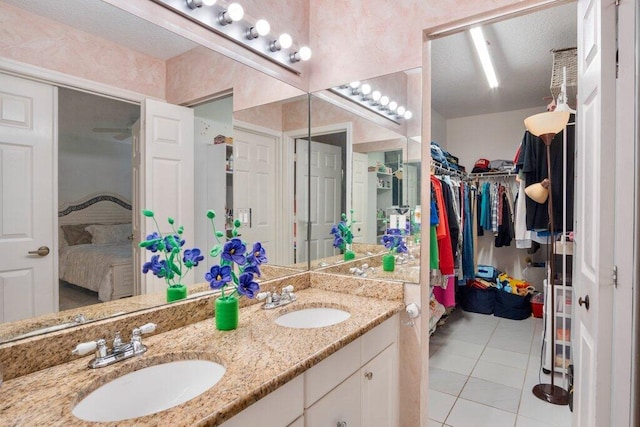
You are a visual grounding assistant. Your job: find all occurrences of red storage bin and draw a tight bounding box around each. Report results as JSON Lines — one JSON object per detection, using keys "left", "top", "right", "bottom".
{"left": 531, "top": 293, "right": 544, "bottom": 318}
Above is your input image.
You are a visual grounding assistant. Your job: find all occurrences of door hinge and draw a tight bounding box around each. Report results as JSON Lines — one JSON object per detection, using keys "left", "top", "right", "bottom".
{"left": 613, "top": 265, "right": 618, "bottom": 288}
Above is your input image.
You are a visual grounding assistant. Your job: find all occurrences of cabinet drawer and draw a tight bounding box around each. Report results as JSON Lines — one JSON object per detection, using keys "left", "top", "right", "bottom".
{"left": 220, "top": 375, "right": 303, "bottom": 427}
{"left": 361, "top": 314, "right": 398, "bottom": 364}
{"left": 305, "top": 338, "right": 360, "bottom": 408}
{"left": 306, "top": 371, "right": 362, "bottom": 427}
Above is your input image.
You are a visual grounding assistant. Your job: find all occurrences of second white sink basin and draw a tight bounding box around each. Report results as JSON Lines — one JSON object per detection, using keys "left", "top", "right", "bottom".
{"left": 73, "top": 360, "right": 225, "bottom": 422}
{"left": 275, "top": 307, "right": 351, "bottom": 329}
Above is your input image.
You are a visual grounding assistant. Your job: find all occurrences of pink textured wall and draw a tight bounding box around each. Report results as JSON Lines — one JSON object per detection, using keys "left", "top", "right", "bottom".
{"left": 166, "top": 46, "right": 305, "bottom": 111}
{"left": 0, "top": 2, "right": 165, "bottom": 99}
{"left": 309, "top": 0, "right": 547, "bottom": 91}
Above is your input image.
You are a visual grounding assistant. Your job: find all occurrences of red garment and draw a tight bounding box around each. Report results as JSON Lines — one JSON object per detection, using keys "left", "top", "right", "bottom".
{"left": 431, "top": 176, "right": 454, "bottom": 275}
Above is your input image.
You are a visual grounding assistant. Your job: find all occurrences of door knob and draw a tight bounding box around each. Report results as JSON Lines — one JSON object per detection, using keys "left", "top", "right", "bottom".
{"left": 578, "top": 295, "right": 590, "bottom": 311}
{"left": 28, "top": 246, "right": 50, "bottom": 257}
{"left": 364, "top": 371, "right": 373, "bottom": 380}
{"left": 337, "top": 422, "right": 347, "bottom": 427}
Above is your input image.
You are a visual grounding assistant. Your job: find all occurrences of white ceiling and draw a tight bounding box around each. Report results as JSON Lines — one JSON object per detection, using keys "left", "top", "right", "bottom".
{"left": 431, "top": 2, "right": 577, "bottom": 118}
{"left": 4, "top": 0, "right": 577, "bottom": 121}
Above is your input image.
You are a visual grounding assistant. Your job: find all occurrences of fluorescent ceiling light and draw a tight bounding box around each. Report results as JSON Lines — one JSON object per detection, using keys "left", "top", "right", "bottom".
{"left": 470, "top": 27, "right": 499, "bottom": 88}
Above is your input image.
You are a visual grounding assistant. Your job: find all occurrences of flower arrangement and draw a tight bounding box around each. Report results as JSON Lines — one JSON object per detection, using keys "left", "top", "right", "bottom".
{"left": 204, "top": 210, "right": 266, "bottom": 297}
{"left": 330, "top": 210, "right": 355, "bottom": 260}
{"left": 382, "top": 228, "right": 408, "bottom": 254}
{"left": 381, "top": 228, "right": 407, "bottom": 272}
{"left": 139, "top": 209, "right": 204, "bottom": 301}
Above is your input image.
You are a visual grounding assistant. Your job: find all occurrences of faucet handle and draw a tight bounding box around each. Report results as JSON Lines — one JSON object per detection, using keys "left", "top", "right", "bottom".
{"left": 256, "top": 291, "right": 270, "bottom": 301}
{"left": 71, "top": 341, "right": 97, "bottom": 356}
{"left": 137, "top": 323, "right": 157, "bottom": 335}
{"left": 282, "top": 285, "right": 294, "bottom": 294}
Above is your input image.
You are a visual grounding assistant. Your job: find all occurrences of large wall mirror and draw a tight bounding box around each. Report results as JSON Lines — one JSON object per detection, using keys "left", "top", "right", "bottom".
{"left": 303, "top": 69, "right": 423, "bottom": 283}
{"left": 0, "top": 0, "right": 310, "bottom": 342}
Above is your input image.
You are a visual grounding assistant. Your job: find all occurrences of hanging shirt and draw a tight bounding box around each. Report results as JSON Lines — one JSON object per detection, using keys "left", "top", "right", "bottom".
{"left": 431, "top": 176, "right": 454, "bottom": 275}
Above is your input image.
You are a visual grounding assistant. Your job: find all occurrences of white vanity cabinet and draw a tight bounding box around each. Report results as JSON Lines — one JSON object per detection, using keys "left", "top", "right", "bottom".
{"left": 220, "top": 314, "right": 399, "bottom": 427}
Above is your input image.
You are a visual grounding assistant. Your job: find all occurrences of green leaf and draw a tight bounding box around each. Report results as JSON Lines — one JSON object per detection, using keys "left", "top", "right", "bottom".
{"left": 233, "top": 219, "right": 241, "bottom": 227}
{"left": 215, "top": 231, "right": 225, "bottom": 238}
{"left": 232, "top": 229, "right": 238, "bottom": 237}
{"left": 210, "top": 244, "right": 222, "bottom": 257}
{"left": 206, "top": 210, "right": 216, "bottom": 219}
{"left": 168, "top": 217, "right": 174, "bottom": 225}
{"left": 142, "top": 209, "right": 154, "bottom": 217}
{"left": 169, "top": 261, "right": 181, "bottom": 276}
{"left": 177, "top": 226, "right": 184, "bottom": 235}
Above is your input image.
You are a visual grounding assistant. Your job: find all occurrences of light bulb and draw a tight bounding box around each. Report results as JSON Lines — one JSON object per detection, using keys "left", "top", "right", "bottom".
{"left": 388, "top": 101, "right": 397, "bottom": 111}
{"left": 227, "top": 3, "right": 244, "bottom": 21}
{"left": 397, "top": 106, "right": 406, "bottom": 116}
{"left": 380, "top": 96, "right": 389, "bottom": 106}
{"left": 371, "top": 91, "right": 382, "bottom": 102}
{"left": 255, "top": 19, "right": 270, "bottom": 36}
{"left": 298, "top": 46, "right": 312, "bottom": 61}
{"left": 349, "top": 81, "right": 361, "bottom": 89}
{"left": 278, "top": 33, "right": 293, "bottom": 49}
{"left": 403, "top": 111, "right": 413, "bottom": 120}
{"left": 202, "top": 0, "right": 216, "bottom": 5}
{"left": 361, "top": 84, "right": 372, "bottom": 96}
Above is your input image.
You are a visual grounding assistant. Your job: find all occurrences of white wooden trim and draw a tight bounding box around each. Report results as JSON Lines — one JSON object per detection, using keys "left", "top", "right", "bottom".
{"left": 612, "top": 1, "right": 637, "bottom": 425}
{"left": 0, "top": 58, "right": 159, "bottom": 104}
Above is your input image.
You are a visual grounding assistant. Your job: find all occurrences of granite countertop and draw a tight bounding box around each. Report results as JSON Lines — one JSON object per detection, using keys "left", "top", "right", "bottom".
{"left": 0, "top": 287, "right": 404, "bottom": 426}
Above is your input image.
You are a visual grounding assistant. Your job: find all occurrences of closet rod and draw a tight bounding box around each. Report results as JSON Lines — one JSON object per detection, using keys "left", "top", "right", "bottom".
{"left": 468, "top": 171, "right": 517, "bottom": 178}
{"left": 430, "top": 160, "right": 465, "bottom": 178}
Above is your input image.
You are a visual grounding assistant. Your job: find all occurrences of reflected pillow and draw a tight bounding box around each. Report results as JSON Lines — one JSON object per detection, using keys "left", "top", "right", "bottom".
{"left": 85, "top": 224, "right": 132, "bottom": 244}
{"left": 61, "top": 224, "right": 92, "bottom": 246}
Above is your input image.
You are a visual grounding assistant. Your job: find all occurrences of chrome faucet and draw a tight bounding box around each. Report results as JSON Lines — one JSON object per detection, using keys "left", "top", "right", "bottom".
{"left": 257, "top": 285, "right": 296, "bottom": 309}
{"left": 71, "top": 323, "right": 157, "bottom": 369}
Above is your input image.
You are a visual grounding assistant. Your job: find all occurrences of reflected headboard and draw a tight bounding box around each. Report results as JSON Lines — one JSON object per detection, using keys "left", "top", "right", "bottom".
{"left": 58, "top": 193, "right": 132, "bottom": 226}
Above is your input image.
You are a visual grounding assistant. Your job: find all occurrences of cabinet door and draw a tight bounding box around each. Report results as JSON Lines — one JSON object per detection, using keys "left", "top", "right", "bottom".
{"left": 306, "top": 372, "right": 361, "bottom": 427}
{"left": 361, "top": 343, "right": 398, "bottom": 427}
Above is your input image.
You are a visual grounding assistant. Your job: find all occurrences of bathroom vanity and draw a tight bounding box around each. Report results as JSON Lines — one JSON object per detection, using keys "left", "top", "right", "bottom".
{"left": 0, "top": 276, "right": 404, "bottom": 426}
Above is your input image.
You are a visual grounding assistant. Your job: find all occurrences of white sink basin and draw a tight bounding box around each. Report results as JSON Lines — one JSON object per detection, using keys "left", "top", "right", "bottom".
{"left": 73, "top": 360, "right": 225, "bottom": 422}
{"left": 275, "top": 307, "right": 351, "bottom": 329}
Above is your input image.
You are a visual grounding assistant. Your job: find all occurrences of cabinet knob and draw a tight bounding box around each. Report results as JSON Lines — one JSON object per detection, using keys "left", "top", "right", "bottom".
{"left": 364, "top": 371, "right": 373, "bottom": 380}
{"left": 578, "top": 295, "right": 590, "bottom": 311}
{"left": 337, "top": 422, "right": 347, "bottom": 427}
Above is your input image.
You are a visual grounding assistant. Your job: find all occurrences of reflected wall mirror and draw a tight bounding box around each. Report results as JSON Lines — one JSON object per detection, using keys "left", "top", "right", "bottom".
{"left": 302, "top": 69, "right": 423, "bottom": 283}
{"left": 0, "top": 0, "right": 310, "bottom": 343}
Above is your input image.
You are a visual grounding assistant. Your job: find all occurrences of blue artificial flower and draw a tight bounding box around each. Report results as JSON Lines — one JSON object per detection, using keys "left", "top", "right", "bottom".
{"left": 237, "top": 272, "right": 260, "bottom": 298}
{"left": 381, "top": 235, "right": 394, "bottom": 249}
{"left": 333, "top": 235, "right": 344, "bottom": 249}
{"left": 387, "top": 228, "right": 402, "bottom": 235}
{"left": 142, "top": 254, "right": 168, "bottom": 278}
{"left": 206, "top": 265, "right": 232, "bottom": 289}
{"left": 243, "top": 262, "right": 262, "bottom": 277}
{"left": 330, "top": 225, "right": 339, "bottom": 235}
{"left": 222, "top": 238, "right": 246, "bottom": 265}
{"left": 164, "top": 234, "right": 185, "bottom": 252}
{"left": 395, "top": 240, "right": 408, "bottom": 253}
{"left": 183, "top": 248, "right": 204, "bottom": 268}
{"left": 144, "top": 232, "right": 162, "bottom": 252}
{"left": 247, "top": 242, "right": 267, "bottom": 265}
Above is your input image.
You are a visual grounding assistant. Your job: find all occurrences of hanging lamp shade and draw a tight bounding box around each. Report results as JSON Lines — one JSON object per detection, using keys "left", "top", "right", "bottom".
{"left": 524, "top": 111, "right": 571, "bottom": 137}
{"left": 525, "top": 182, "right": 549, "bottom": 204}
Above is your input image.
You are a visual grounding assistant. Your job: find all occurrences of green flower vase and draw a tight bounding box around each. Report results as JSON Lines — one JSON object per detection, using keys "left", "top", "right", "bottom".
{"left": 167, "top": 284, "right": 187, "bottom": 302}
{"left": 215, "top": 296, "right": 239, "bottom": 331}
{"left": 382, "top": 253, "right": 396, "bottom": 272}
{"left": 343, "top": 244, "right": 355, "bottom": 261}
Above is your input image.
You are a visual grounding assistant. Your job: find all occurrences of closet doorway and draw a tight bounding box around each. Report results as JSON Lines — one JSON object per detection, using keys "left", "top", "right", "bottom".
{"left": 426, "top": 2, "right": 577, "bottom": 427}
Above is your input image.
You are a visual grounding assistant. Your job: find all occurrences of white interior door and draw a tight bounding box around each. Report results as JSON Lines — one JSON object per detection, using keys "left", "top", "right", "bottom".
{"left": 573, "top": 0, "right": 616, "bottom": 425}
{"left": 0, "top": 73, "right": 56, "bottom": 322}
{"left": 404, "top": 164, "right": 418, "bottom": 208}
{"left": 296, "top": 140, "right": 342, "bottom": 262}
{"left": 138, "top": 99, "right": 194, "bottom": 295}
{"left": 233, "top": 127, "right": 277, "bottom": 261}
{"left": 352, "top": 152, "right": 368, "bottom": 243}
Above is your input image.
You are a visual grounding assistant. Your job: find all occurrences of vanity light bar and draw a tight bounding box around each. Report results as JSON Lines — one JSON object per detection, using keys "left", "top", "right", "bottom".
{"left": 151, "top": 0, "right": 310, "bottom": 75}
{"left": 329, "top": 85, "right": 412, "bottom": 125}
